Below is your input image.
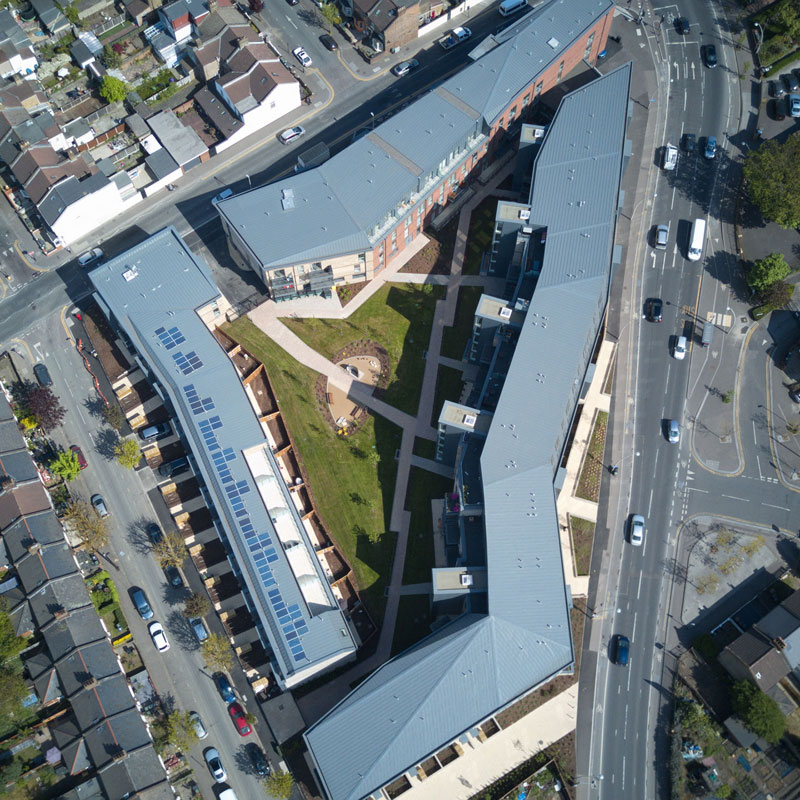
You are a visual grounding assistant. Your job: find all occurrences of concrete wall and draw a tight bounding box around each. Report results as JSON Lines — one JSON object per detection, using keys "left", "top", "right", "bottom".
{"left": 49, "top": 180, "right": 125, "bottom": 245}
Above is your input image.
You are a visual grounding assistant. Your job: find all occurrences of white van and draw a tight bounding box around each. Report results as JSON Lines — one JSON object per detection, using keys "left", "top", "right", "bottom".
{"left": 498, "top": 0, "right": 527, "bottom": 15}
{"left": 687, "top": 218, "right": 706, "bottom": 261}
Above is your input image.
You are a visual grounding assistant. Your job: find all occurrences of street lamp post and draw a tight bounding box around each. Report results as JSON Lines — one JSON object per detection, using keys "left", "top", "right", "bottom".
{"left": 753, "top": 22, "right": 763, "bottom": 56}
{"left": 245, "top": 173, "right": 252, "bottom": 190}
{"left": 370, "top": 111, "right": 376, "bottom": 130}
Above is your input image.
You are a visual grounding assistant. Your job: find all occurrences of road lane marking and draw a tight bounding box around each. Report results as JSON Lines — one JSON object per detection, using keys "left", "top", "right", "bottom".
{"left": 721, "top": 494, "right": 748, "bottom": 501}
{"left": 757, "top": 455, "right": 764, "bottom": 480}
{"left": 753, "top": 419, "right": 757, "bottom": 444}
{"left": 762, "top": 502, "right": 790, "bottom": 511}
{"left": 285, "top": 14, "right": 298, "bottom": 28}
{"left": 647, "top": 487, "right": 654, "bottom": 516}
{"left": 687, "top": 487, "right": 708, "bottom": 492}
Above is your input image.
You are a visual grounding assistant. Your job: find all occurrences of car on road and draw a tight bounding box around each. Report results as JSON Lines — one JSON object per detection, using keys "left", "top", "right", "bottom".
{"left": 319, "top": 33, "right": 337, "bottom": 51}
{"left": 789, "top": 94, "right": 800, "bottom": 118}
{"left": 215, "top": 672, "right": 236, "bottom": 703}
{"left": 212, "top": 188, "right": 233, "bottom": 205}
{"left": 78, "top": 247, "right": 104, "bottom": 267}
{"left": 630, "top": 514, "right": 645, "bottom": 547}
{"left": 285, "top": 0, "right": 299, "bottom": 5}
{"left": 279, "top": 125, "right": 305, "bottom": 145}
{"left": 662, "top": 142, "right": 677, "bottom": 170}
{"left": 785, "top": 72, "right": 800, "bottom": 92}
{"left": 164, "top": 565, "right": 183, "bottom": 588}
{"left": 189, "top": 711, "right": 208, "bottom": 739}
{"left": 769, "top": 99, "right": 786, "bottom": 121}
{"left": 292, "top": 46, "right": 312, "bottom": 67}
{"left": 147, "top": 522, "right": 163, "bottom": 544}
{"left": 790, "top": 387, "right": 800, "bottom": 404}
{"left": 615, "top": 634, "right": 630, "bottom": 666}
{"left": 682, "top": 132, "right": 696, "bottom": 153}
{"left": 667, "top": 419, "right": 680, "bottom": 444}
{"left": 654, "top": 224, "right": 668, "bottom": 250}
{"left": 703, "top": 44, "right": 717, "bottom": 68}
{"left": 33, "top": 363, "right": 53, "bottom": 387}
{"left": 247, "top": 743, "right": 270, "bottom": 776}
{"left": 204, "top": 748, "right": 227, "bottom": 782}
{"left": 91, "top": 493, "right": 109, "bottom": 518}
{"left": 148, "top": 621, "right": 170, "bottom": 652}
{"left": 673, "top": 335, "right": 687, "bottom": 360}
{"left": 189, "top": 616, "right": 208, "bottom": 642}
{"left": 675, "top": 16, "right": 689, "bottom": 34}
{"left": 132, "top": 588, "right": 154, "bottom": 620}
{"left": 69, "top": 444, "right": 87, "bottom": 469}
{"left": 645, "top": 298, "right": 663, "bottom": 322}
{"left": 392, "top": 58, "right": 419, "bottom": 77}
{"left": 229, "top": 701, "right": 252, "bottom": 736}
{"left": 704, "top": 135, "right": 717, "bottom": 159}
{"left": 139, "top": 421, "right": 171, "bottom": 442}
{"left": 771, "top": 79, "right": 787, "bottom": 98}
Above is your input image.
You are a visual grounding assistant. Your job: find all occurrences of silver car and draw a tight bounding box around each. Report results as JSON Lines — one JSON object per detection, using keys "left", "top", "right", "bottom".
{"left": 630, "top": 514, "right": 645, "bottom": 546}
{"left": 654, "top": 224, "right": 668, "bottom": 250}
{"left": 667, "top": 419, "right": 680, "bottom": 444}
{"left": 189, "top": 711, "right": 208, "bottom": 739}
{"left": 392, "top": 58, "right": 419, "bottom": 77}
{"left": 204, "top": 748, "right": 226, "bottom": 782}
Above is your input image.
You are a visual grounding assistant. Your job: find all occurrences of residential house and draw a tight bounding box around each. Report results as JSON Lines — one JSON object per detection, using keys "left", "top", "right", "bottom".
{"left": 346, "top": 0, "right": 420, "bottom": 52}
{"left": 29, "top": 0, "right": 71, "bottom": 35}
{"left": 146, "top": 109, "right": 209, "bottom": 171}
{"left": 149, "top": 0, "right": 209, "bottom": 64}
{"left": 0, "top": 9, "right": 38, "bottom": 79}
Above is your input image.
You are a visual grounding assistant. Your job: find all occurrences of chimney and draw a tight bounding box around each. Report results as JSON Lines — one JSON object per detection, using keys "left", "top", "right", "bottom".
{"left": 54, "top": 608, "right": 68, "bottom": 621}
{"left": 207, "top": 0, "right": 217, "bottom": 11}
{"left": 111, "top": 748, "right": 126, "bottom": 762}
{"left": 82, "top": 676, "right": 97, "bottom": 689}
{"left": 27, "top": 541, "right": 41, "bottom": 555}
{"left": 0, "top": 475, "right": 16, "bottom": 494}
{"left": 17, "top": 139, "right": 30, "bottom": 152}
{"left": 236, "top": 35, "right": 248, "bottom": 50}
{"left": 774, "top": 637, "right": 787, "bottom": 651}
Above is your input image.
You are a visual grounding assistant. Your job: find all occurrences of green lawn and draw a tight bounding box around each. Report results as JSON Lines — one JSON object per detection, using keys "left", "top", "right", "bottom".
{"left": 430, "top": 365, "right": 465, "bottom": 428}
{"left": 223, "top": 317, "right": 402, "bottom": 621}
{"left": 569, "top": 516, "right": 595, "bottom": 576}
{"left": 413, "top": 437, "right": 436, "bottom": 460}
{"left": 281, "top": 283, "right": 444, "bottom": 416}
{"left": 402, "top": 467, "right": 453, "bottom": 585}
{"left": 391, "top": 595, "right": 434, "bottom": 657}
{"left": 441, "top": 285, "right": 483, "bottom": 360}
{"left": 463, "top": 195, "right": 499, "bottom": 275}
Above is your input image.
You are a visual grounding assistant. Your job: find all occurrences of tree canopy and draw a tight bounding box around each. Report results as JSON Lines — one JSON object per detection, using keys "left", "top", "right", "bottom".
{"left": 50, "top": 449, "right": 81, "bottom": 482}
{"left": 748, "top": 252, "right": 790, "bottom": 296}
{"left": 201, "top": 632, "right": 232, "bottom": 672}
{"left": 743, "top": 134, "right": 800, "bottom": 228}
{"left": 14, "top": 381, "right": 66, "bottom": 432}
{"left": 153, "top": 531, "right": 186, "bottom": 569}
{"left": 264, "top": 769, "right": 295, "bottom": 800}
{"left": 183, "top": 592, "right": 211, "bottom": 618}
{"left": 114, "top": 438, "right": 141, "bottom": 469}
{"left": 165, "top": 710, "right": 198, "bottom": 754}
{"left": 100, "top": 75, "right": 128, "bottom": 103}
{"left": 65, "top": 500, "right": 109, "bottom": 553}
{"left": 732, "top": 681, "right": 785, "bottom": 743}
{"left": 102, "top": 403, "right": 126, "bottom": 431}
{"left": 0, "top": 601, "right": 26, "bottom": 664}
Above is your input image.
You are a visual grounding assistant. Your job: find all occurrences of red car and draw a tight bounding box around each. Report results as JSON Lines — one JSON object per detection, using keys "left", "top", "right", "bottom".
{"left": 228, "top": 702, "right": 251, "bottom": 736}
{"left": 70, "top": 445, "right": 88, "bottom": 469}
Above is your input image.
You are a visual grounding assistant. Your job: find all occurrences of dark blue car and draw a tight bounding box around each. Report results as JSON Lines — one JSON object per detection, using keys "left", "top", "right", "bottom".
{"left": 214, "top": 672, "right": 235, "bottom": 703}
{"left": 615, "top": 635, "right": 630, "bottom": 666}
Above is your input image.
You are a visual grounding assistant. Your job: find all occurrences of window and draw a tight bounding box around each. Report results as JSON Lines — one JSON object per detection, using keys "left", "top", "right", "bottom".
{"left": 298, "top": 264, "right": 306, "bottom": 274}
{"left": 391, "top": 229, "right": 397, "bottom": 252}
{"left": 522, "top": 93, "right": 530, "bottom": 107}
{"left": 557, "top": 60, "right": 564, "bottom": 80}
{"left": 534, "top": 80, "right": 543, "bottom": 98}
{"left": 584, "top": 32, "right": 595, "bottom": 59}
{"left": 508, "top": 106, "right": 516, "bottom": 122}
{"left": 497, "top": 117, "right": 505, "bottom": 130}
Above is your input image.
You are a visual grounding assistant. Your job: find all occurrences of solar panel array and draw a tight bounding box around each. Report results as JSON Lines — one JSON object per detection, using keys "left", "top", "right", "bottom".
{"left": 172, "top": 350, "right": 204, "bottom": 375}
{"left": 183, "top": 386, "right": 309, "bottom": 664}
{"left": 184, "top": 384, "right": 215, "bottom": 415}
{"left": 155, "top": 325, "right": 186, "bottom": 350}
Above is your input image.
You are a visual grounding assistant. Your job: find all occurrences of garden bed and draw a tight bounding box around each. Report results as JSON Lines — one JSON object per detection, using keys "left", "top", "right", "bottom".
{"left": 568, "top": 516, "right": 594, "bottom": 576}
{"left": 574, "top": 411, "right": 608, "bottom": 502}
{"left": 400, "top": 220, "right": 457, "bottom": 275}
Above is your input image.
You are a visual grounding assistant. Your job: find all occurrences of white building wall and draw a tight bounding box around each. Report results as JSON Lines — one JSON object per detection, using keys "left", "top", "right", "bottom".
{"left": 48, "top": 181, "right": 125, "bottom": 245}
{"left": 7, "top": 50, "right": 38, "bottom": 78}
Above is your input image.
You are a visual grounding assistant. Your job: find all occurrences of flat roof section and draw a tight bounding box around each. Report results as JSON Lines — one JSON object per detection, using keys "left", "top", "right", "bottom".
{"left": 475, "top": 294, "right": 525, "bottom": 327}
{"left": 439, "top": 400, "right": 492, "bottom": 435}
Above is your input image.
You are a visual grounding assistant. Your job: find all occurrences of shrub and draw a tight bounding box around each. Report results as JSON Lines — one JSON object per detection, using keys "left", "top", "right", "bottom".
{"left": 692, "top": 633, "right": 718, "bottom": 662}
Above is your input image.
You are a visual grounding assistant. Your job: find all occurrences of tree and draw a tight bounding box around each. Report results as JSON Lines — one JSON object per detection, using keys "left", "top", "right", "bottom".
{"left": 772, "top": 2, "right": 800, "bottom": 41}
{"left": 49, "top": 449, "right": 81, "bottom": 482}
{"left": 102, "top": 403, "right": 126, "bottom": 431}
{"left": 165, "top": 710, "right": 198, "bottom": 754}
{"left": 102, "top": 43, "right": 121, "bottom": 68}
{"left": 748, "top": 252, "right": 790, "bottom": 296}
{"left": 320, "top": 1, "right": 341, "bottom": 29}
{"left": 99, "top": 75, "right": 128, "bottom": 103}
{"left": 764, "top": 280, "right": 794, "bottom": 308}
{"left": 182, "top": 592, "right": 211, "bottom": 618}
{"left": 201, "top": 632, "right": 232, "bottom": 672}
{"left": 732, "top": 681, "right": 785, "bottom": 743}
{"left": 153, "top": 531, "right": 186, "bottom": 569}
{"left": 248, "top": 0, "right": 264, "bottom": 11}
{"left": 59, "top": 2, "right": 80, "bottom": 25}
{"left": 64, "top": 500, "right": 109, "bottom": 553}
{"left": 264, "top": 769, "right": 295, "bottom": 800}
{"left": 0, "top": 667, "right": 28, "bottom": 731}
{"left": 25, "top": 385, "right": 65, "bottom": 432}
{"left": 114, "top": 438, "right": 141, "bottom": 469}
{"left": 743, "top": 134, "right": 800, "bottom": 228}
{"left": 0, "top": 601, "right": 26, "bottom": 664}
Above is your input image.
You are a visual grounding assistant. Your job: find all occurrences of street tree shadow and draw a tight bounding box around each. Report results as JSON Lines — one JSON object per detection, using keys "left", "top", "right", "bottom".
{"left": 232, "top": 745, "right": 255, "bottom": 776}
{"left": 166, "top": 609, "right": 200, "bottom": 653}
{"left": 128, "top": 516, "right": 156, "bottom": 555}
{"left": 95, "top": 428, "right": 120, "bottom": 461}
{"left": 84, "top": 396, "right": 106, "bottom": 421}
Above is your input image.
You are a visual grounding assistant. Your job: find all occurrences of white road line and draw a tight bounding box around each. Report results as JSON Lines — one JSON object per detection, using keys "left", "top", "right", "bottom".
{"left": 76, "top": 406, "right": 86, "bottom": 424}
{"left": 647, "top": 487, "right": 654, "bottom": 516}
{"left": 285, "top": 14, "right": 298, "bottom": 28}
{"left": 721, "top": 494, "right": 748, "bottom": 501}
{"left": 762, "top": 502, "right": 790, "bottom": 511}
{"left": 687, "top": 487, "right": 708, "bottom": 493}
{"left": 756, "top": 455, "right": 764, "bottom": 480}
{"left": 752, "top": 419, "right": 757, "bottom": 445}
{"left": 637, "top": 571, "right": 643, "bottom": 600}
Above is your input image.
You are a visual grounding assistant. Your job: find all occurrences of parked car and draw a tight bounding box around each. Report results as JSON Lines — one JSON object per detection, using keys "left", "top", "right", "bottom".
{"left": 69, "top": 444, "right": 87, "bottom": 469}
{"left": 630, "top": 514, "right": 645, "bottom": 546}
{"left": 789, "top": 93, "right": 800, "bottom": 118}
{"left": 703, "top": 44, "right": 717, "bottom": 68}
{"left": 392, "top": 58, "right": 419, "bottom": 77}
{"left": 158, "top": 455, "right": 190, "bottom": 479}
{"left": 139, "top": 422, "right": 171, "bottom": 442}
{"left": 790, "top": 387, "right": 800, "bottom": 404}
{"left": 247, "top": 743, "right": 270, "bottom": 777}
{"left": 279, "top": 125, "right": 305, "bottom": 145}
{"left": 214, "top": 672, "right": 236, "bottom": 703}
{"left": 132, "top": 588, "right": 154, "bottom": 620}
{"left": 667, "top": 419, "right": 680, "bottom": 444}
{"left": 615, "top": 634, "right": 630, "bottom": 666}
{"left": 164, "top": 565, "right": 183, "bottom": 588}
{"left": 148, "top": 621, "right": 170, "bottom": 652}
{"left": 319, "top": 33, "right": 338, "bottom": 51}
{"left": 204, "top": 748, "right": 227, "bottom": 782}
{"left": 769, "top": 99, "right": 786, "bottom": 121}
{"left": 704, "top": 135, "right": 717, "bottom": 159}
{"left": 645, "top": 298, "right": 663, "bottom": 322}
{"left": 78, "top": 247, "right": 104, "bottom": 267}
{"left": 673, "top": 335, "right": 687, "bottom": 360}
{"left": 285, "top": 0, "right": 299, "bottom": 6}
{"left": 212, "top": 188, "right": 233, "bottom": 205}
{"left": 189, "top": 711, "right": 208, "bottom": 739}
{"left": 189, "top": 617, "right": 208, "bottom": 642}
{"left": 147, "top": 522, "right": 163, "bottom": 545}
{"left": 654, "top": 224, "right": 668, "bottom": 250}
{"left": 228, "top": 702, "right": 252, "bottom": 736}
{"left": 675, "top": 16, "right": 689, "bottom": 34}
{"left": 292, "top": 46, "right": 312, "bottom": 67}
{"left": 771, "top": 79, "right": 787, "bottom": 98}
{"left": 91, "top": 494, "right": 109, "bottom": 518}
{"left": 33, "top": 363, "right": 52, "bottom": 387}
{"left": 785, "top": 72, "right": 800, "bottom": 92}
{"left": 682, "top": 132, "right": 696, "bottom": 153}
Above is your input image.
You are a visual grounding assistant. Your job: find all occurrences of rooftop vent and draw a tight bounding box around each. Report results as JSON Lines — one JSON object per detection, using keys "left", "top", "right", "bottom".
{"left": 462, "top": 413, "right": 477, "bottom": 427}
{"left": 281, "top": 188, "right": 295, "bottom": 210}
{"left": 518, "top": 209, "right": 530, "bottom": 220}
{"left": 460, "top": 574, "right": 473, "bottom": 587}
{"left": 499, "top": 307, "right": 512, "bottom": 320}
{"left": 122, "top": 267, "right": 138, "bottom": 282}
{"left": 547, "top": 37, "right": 559, "bottom": 49}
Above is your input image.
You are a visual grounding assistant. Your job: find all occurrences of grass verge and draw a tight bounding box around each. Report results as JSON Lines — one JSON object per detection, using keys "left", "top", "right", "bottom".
{"left": 568, "top": 515, "right": 594, "bottom": 576}
{"left": 391, "top": 595, "right": 433, "bottom": 657}
{"left": 575, "top": 410, "right": 608, "bottom": 502}
{"left": 282, "top": 283, "right": 444, "bottom": 416}
{"left": 441, "top": 285, "right": 483, "bottom": 360}
{"left": 430, "top": 365, "right": 465, "bottom": 428}
{"left": 223, "top": 317, "right": 402, "bottom": 621}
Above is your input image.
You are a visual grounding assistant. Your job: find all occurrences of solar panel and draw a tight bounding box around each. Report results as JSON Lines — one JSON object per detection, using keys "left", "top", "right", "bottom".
{"left": 156, "top": 325, "right": 186, "bottom": 350}
{"left": 173, "top": 350, "right": 204, "bottom": 376}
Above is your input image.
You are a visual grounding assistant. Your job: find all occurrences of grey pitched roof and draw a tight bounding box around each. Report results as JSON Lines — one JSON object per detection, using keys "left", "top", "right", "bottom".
{"left": 29, "top": 0, "right": 69, "bottom": 33}
{"left": 16, "top": 540, "right": 78, "bottom": 595}
{"left": 56, "top": 639, "right": 122, "bottom": 696}
{"left": 97, "top": 747, "right": 174, "bottom": 800}
{"left": 0, "top": 9, "right": 32, "bottom": 52}
{"left": 147, "top": 110, "right": 208, "bottom": 166}
{"left": 28, "top": 572, "right": 92, "bottom": 629}
{"left": 3, "top": 510, "right": 65, "bottom": 563}
{"left": 89, "top": 227, "right": 357, "bottom": 685}
{"left": 71, "top": 673, "right": 136, "bottom": 731}
{"left": 41, "top": 605, "right": 106, "bottom": 661}
{"left": 145, "top": 147, "right": 180, "bottom": 180}
{"left": 304, "top": 62, "right": 632, "bottom": 800}
{"left": 217, "top": 0, "right": 614, "bottom": 271}
{"left": 38, "top": 172, "right": 110, "bottom": 226}
{"left": 70, "top": 39, "right": 94, "bottom": 66}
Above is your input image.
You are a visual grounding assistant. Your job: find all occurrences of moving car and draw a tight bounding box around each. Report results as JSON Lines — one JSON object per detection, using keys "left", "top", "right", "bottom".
{"left": 78, "top": 247, "right": 104, "bottom": 267}
{"left": 703, "top": 44, "right": 717, "bottom": 68}
{"left": 279, "top": 125, "right": 305, "bottom": 145}
{"left": 662, "top": 143, "right": 678, "bottom": 170}
{"left": 789, "top": 93, "right": 800, "bottom": 118}
{"left": 164, "top": 565, "right": 183, "bottom": 588}
{"left": 654, "top": 224, "right": 669, "bottom": 250}
{"left": 247, "top": 743, "right": 270, "bottom": 776}
{"left": 615, "top": 634, "right": 630, "bottom": 666}
{"left": 69, "top": 444, "right": 87, "bottom": 469}
{"left": 189, "top": 616, "right": 208, "bottom": 642}
{"left": 292, "top": 46, "right": 312, "bottom": 67}
{"left": 630, "top": 514, "right": 645, "bottom": 547}
{"left": 391, "top": 58, "right": 419, "bottom": 77}
{"left": 33, "top": 363, "right": 53, "bottom": 387}
{"left": 212, "top": 188, "right": 233, "bottom": 205}
{"left": 148, "top": 621, "right": 170, "bottom": 652}
{"left": 285, "top": 0, "right": 299, "bottom": 5}
{"left": 215, "top": 672, "right": 236, "bottom": 703}
{"left": 645, "top": 298, "right": 663, "bottom": 322}
{"left": 675, "top": 16, "right": 689, "bottom": 34}
{"left": 667, "top": 419, "right": 680, "bottom": 443}
{"left": 132, "top": 588, "right": 154, "bottom": 620}
{"left": 139, "top": 422, "right": 171, "bottom": 442}
{"left": 91, "top": 494, "right": 109, "bottom": 518}
{"left": 682, "top": 133, "right": 696, "bottom": 153}
{"left": 673, "top": 335, "right": 687, "bottom": 360}
{"left": 147, "top": 522, "right": 163, "bottom": 544}
{"left": 439, "top": 26, "right": 471, "bottom": 49}
{"left": 319, "top": 33, "right": 337, "bottom": 51}
{"left": 189, "top": 711, "right": 208, "bottom": 739}
{"left": 704, "top": 135, "right": 717, "bottom": 159}
{"left": 229, "top": 702, "right": 252, "bottom": 736}
{"left": 204, "top": 748, "right": 227, "bottom": 782}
